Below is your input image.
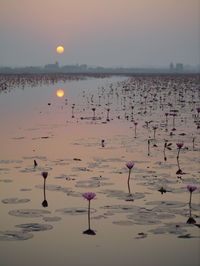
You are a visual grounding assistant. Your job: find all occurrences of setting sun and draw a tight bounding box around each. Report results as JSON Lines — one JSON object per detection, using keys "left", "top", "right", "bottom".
{"left": 56, "top": 89, "right": 64, "bottom": 97}
{"left": 56, "top": 45, "right": 64, "bottom": 54}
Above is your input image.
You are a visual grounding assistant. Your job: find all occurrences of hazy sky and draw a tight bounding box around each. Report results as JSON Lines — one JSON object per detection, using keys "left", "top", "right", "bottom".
{"left": 0, "top": 0, "right": 199, "bottom": 67}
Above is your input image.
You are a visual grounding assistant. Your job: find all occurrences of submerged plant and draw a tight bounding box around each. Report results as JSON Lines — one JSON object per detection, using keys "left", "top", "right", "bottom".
{"left": 82, "top": 192, "right": 96, "bottom": 235}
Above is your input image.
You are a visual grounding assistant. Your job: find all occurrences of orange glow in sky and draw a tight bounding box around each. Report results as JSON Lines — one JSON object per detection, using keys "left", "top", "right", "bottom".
{"left": 56, "top": 89, "right": 65, "bottom": 97}
{"left": 56, "top": 46, "right": 64, "bottom": 54}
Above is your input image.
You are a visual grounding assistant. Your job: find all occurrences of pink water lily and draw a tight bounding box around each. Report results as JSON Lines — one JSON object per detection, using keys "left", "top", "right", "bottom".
{"left": 82, "top": 192, "right": 96, "bottom": 235}
{"left": 126, "top": 161, "right": 135, "bottom": 169}
{"left": 187, "top": 185, "right": 197, "bottom": 207}
{"left": 82, "top": 192, "right": 96, "bottom": 201}
{"left": 196, "top": 107, "right": 200, "bottom": 113}
{"left": 176, "top": 142, "right": 184, "bottom": 149}
{"left": 187, "top": 185, "right": 197, "bottom": 193}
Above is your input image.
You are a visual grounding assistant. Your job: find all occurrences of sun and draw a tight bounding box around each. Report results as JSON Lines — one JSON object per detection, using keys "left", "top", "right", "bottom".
{"left": 56, "top": 45, "right": 64, "bottom": 54}
{"left": 56, "top": 89, "right": 65, "bottom": 98}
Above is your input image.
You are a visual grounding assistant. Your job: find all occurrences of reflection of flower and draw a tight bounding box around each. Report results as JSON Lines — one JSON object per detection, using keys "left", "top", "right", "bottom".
{"left": 187, "top": 185, "right": 197, "bottom": 193}
{"left": 126, "top": 162, "right": 135, "bottom": 169}
{"left": 42, "top": 171, "right": 48, "bottom": 179}
{"left": 82, "top": 192, "right": 96, "bottom": 201}
{"left": 196, "top": 107, "right": 200, "bottom": 113}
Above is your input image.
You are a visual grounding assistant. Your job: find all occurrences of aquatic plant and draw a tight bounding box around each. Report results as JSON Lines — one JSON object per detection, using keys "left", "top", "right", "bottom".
{"left": 176, "top": 142, "right": 184, "bottom": 174}
{"left": 41, "top": 172, "right": 48, "bottom": 207}
{"left": 196, "top": 107, "right": 200, "bottom": 115}
{"left": 82, "top": 192, "right": 96, "bottom": 235}
{"left": 147, "top": 138, "right": 151, "bottom": 156}
{"left": 106, "top": 108, "right": 110, "bottom": 121}
{"left": 165, "top": 112, "right": 169, "bottom": 125}
{"left": 126, "top": 162, "right": 135, "bottom": 200}
{"left": 133, "top": 121, "right": 138, "bottom": 138}
{"left": 101, "top": 139, "right": 105, "bottom": 148}
{"left": 163, "top": 140, "right": 172, "bottom": 161}
{"left": 170, "top": 113, "right": 177, "bottom": 130}
{"left": 186, "top": 185, "right": 197, "bottom": 224}
{"left": 152, "top": 125, "right": 158, "bottom": 139}
{"left": 34, "top": 160, "right": 37, "bottom": 168}
{"left": 92, "top": 108, "right": 96, "bottom": 120}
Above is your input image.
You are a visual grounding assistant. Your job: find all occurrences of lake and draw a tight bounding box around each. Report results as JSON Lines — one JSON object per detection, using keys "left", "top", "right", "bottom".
{"left": 0, "top": 73, "right": 199, "bottom": 266}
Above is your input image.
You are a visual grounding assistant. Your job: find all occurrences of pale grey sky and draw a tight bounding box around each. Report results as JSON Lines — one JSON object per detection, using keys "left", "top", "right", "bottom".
{"left": 0, "top": 0, "right": 200, "bottom": 67}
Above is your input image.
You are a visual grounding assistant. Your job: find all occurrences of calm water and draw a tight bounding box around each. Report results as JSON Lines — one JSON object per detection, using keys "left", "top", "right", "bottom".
{"left": 0, "top": 74, "right": 199, "bottom": 266}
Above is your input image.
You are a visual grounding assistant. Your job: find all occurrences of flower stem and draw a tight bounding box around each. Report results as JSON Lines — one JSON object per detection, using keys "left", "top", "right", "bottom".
{"left": 88, "top": 200, "right": 91, "bottom": 229}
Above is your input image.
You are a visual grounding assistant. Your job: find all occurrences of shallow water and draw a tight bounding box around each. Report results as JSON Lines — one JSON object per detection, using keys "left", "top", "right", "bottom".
{"left": 0, "top": 74, "right": 200, "bottom": 266}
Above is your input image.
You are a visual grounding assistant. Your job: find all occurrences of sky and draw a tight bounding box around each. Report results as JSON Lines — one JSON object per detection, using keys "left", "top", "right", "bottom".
{"left": 0, "top": 0, "right": 200, "bottom": 67}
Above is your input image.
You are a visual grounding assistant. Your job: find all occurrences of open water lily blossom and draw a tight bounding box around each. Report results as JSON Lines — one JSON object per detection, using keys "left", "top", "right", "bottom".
{"left": 82, "top": 192, "right": 96, "bottom": 201}
{"left": 187, "top": 185, "right": 197, "bottom": 193}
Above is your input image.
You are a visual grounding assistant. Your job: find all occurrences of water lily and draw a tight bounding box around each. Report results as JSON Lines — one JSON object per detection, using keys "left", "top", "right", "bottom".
{"left": 133, "top": 121, "right": 138, "bottom": 138}
{"left": 126, "top": 162, "right": 135, "bottom": 200}
{"left": 82, "top": 192, "right": 96, "bottom": 201}
{"left": 41, "top": 172, "right": 48, "bottom": 207}
{"left": 82, "top": 192, "right": 96, "bottom": 235}
{"left": 42, "top": 171, "right": 48, "bottom": 179}
{"left": 152, "top": 125, "right": 158, "bottom": 139}
{"left": 187, "top": 185, "right": 197, "bottom": 206}
{"left": 176, "top": 142, "right": 184, "bottom": 149}
{"left": 186, "top": 185, "right": 197, "bottom": 224}
{"left": 187, "top": 185, "right": 197, "bottom": 193}
{"left": 176, "top": 142, "right": 184, "bottom": 174}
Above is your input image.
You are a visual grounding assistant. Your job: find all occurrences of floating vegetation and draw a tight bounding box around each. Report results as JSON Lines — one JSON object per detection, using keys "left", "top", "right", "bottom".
{"left": 2, "top": 198, "right": 30, "bottom": 204}
{"left": 9, "top": 209, "right": 51, "bottom": 218}
{"left": 0, "top": 230, "right": 33, "bottom": 241}
{"left": 35, "top": 184, "right": 70, "bottom": 193}
{"left": 15, "top": 223, "right": 53, "bottom": 232}
{"left": 43, "top": 216, "right": 62, "bottom": 222}
{"left": 100, "top": 189, "right": 145, "bottom": 200}
{"left": 56, "top": 207, "right": 97, "bottom": 215}
{"left": 148, "top": 223, "right": 189, "bottom": 235}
